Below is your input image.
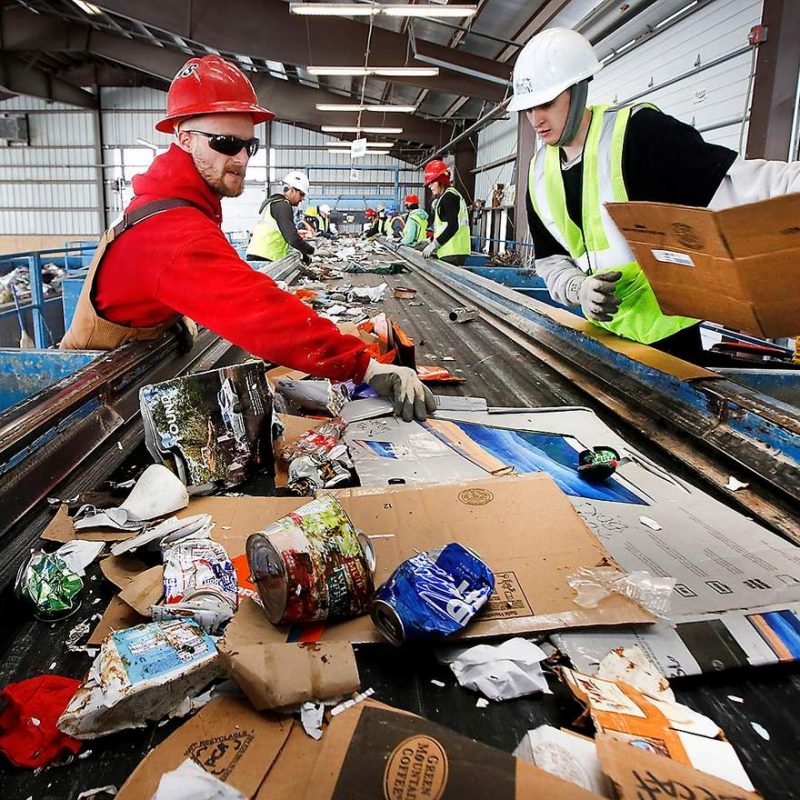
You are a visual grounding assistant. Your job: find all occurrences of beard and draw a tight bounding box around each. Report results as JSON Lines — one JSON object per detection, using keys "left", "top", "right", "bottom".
{"left": 194, "top": 152, "right": 246, "bottom": 198}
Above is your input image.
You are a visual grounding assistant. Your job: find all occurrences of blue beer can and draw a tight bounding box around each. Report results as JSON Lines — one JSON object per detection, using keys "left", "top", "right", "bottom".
{"left": 370, "top": 542, "right": 495, "bottom": 646}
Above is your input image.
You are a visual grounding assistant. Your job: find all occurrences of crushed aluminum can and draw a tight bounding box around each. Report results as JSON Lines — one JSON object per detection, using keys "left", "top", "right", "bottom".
{"left": 283, "top": 417, "right": 348, "bottom": 462}
{"left": 15, "top": 550, "right": 83, "bottom": 621}
{"left": 370, "top": 543, "right": 494, "bottom": 647}
{"left": 246, "top": 495, "right": 375, "bottom": 625}
{"left": 151, "top": 587, "right": 235, "bottom": 634}
{"left": 448, "top": 307, "right": 480, "bottom": 323}
{"left": 288, "top": 451, "right": 351, "bottom": 495}
{"left": 577, "top": 446, "right": 620, "bottom": 482}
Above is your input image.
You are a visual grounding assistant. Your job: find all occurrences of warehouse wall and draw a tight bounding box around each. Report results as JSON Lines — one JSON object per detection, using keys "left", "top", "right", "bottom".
{"left": 474, "top": 116, "right": 517, "bottom": 204}
{"left": 0, "top": 87, "right": 423, "bottom": 252}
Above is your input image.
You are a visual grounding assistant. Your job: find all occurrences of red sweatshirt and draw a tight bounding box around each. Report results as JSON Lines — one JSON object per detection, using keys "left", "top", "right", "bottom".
{"left": 94, "top": 145, "right": 370, "bottom": 382}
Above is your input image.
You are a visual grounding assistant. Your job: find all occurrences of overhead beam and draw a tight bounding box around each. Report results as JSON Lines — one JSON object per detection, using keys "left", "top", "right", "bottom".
{"left": 84, "top": 30, "right": 453, "bottom": 146}
{"left": 93, "top": 0, "right": 509, "bottom": 101}
{"left": 494, "top": 0, "right": 573, "bottom": 63}
{"left": 59, "top": 62, "right": 165, "bottom": 89}
{"left": 0, "top": 53, "right": 97, "bottom": 108}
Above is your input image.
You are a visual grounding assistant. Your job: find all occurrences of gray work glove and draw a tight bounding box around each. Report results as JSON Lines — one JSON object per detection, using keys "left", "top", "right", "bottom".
{"left": 422, "top": 239, "right": 439, "bottom": 259}
{"left": 578, "top": 271, "right": 623, "bottom": 322}
{"left": 364, "top": 359, "right": 436, "bottom": 422}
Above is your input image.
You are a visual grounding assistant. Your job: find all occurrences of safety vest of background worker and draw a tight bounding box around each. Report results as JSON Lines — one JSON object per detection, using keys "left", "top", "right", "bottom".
{"left": 364, "top": 206, "right": 386, "bottom": 238}
{"left": 383, "top": 202, "right": 404, "bottom": 239}
{"left": 318, "top": 203, "right": 337, "bottom": 239}
{"left": 60, "top": 55, "right": 434, "bottom": 422}
{"left": 246, "top": 170, "right": 314, "bottom": 264}
{"left": 512, "top": 28, "right": 800, "bottom": 362}
{"left": 400, "top": 194, "right": 428, "bottom": 245}
{"left": 422, "top": 160, "right": 470, "bottom": 265}
{"left": 303, "top": 205, "right": 320, "bottom": 233}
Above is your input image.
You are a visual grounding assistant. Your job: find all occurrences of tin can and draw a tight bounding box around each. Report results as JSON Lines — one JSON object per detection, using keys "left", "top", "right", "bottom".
{"left": 15, "top": 550, "right": 84, "bottom": 621}
{"left": 370, "top": 543, "right": 494, "bottom": 646}
{"left": 448, "top": 307, "right": 479, "bottom": 323}
{"left": 393, "top": 286, "right": 417, "bottom": 300}
{"left": 246, "top": 495, "right": 375, "bottom": 625}
{"left": 577, "top": 446, "right": 620, "bottom": 482}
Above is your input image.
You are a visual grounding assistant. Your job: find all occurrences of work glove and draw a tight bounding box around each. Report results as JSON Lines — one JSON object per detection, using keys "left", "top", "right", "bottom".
{"left": 578, "top": 271, "right": 623, "bottom": 322}
{"left": 364, "top": 359, "right": 437, "bottom": 423}
{"left": 300, "top": 252, "right": 312, "bottom": 266}
{"left": 422, "top": 239, "right": 439, "bottom": 259}
{"left": 172, "top": 316, "right": 197, "bottom": 354}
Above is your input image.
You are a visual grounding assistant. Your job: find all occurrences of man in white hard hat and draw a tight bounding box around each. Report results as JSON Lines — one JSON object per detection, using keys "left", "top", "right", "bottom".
{"left": 247, "top": 170, "right": 316, "bottom": 264}
{"left": 317, "top": 203, "right": 337, "bottom": 239}
{"left": 512, "top": 28, "right": 800, "bottom": 363}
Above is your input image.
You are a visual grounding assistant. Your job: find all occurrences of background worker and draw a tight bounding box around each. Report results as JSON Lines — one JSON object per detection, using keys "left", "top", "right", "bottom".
{"left": 317, "top": 203, "right": 337, "bottom": 239}
{"left": 400, "top": 193, "right": 429, "bottom": 246}
{"left": 246, "top": 170, "right": 314, "bottom": 265}
{"left": 512, "top": 28, "right": 800, "bottom": 363}
{"left": 422, "top": 160, "right": 471, "bottom": 265}
{"left": 364, "top": 206, "right": 386, "bottom": 238}
{"left": 61, "top": 55, "right": 434, "bottom": 422}
{"left": 383, "top": 201, "right": 404, "bottom": 240}
{"left": 302, "top": 205, "right": 320, "bottom": 234}
{"left": 362, "top": 207, "right": 377, "bottom": 235}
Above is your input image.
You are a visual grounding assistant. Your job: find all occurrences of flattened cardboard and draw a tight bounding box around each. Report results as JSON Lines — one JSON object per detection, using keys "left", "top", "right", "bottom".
{"left": 606, "top": 196, "right": 800, "bottom": 338}
{"left": 116, "top": 696, "right": 292, "bottom": 800}
{"left": 255, "top": 723, "right": 323, "bottom": 799}
{"left": 99, "top": 554, "right": 150, "bottom": 589}
{"left": 202, "top": 475, "right": 651, "bottom": 646}
{"left": 219, "top": 640, "right": 360, "bottom": 710}
{"left": 88, "top": 596, "right": 148, "bottom": 645}
{"left": 596, "top": 734, "right": 762, "bottom": 800}
{"left": 118, "top": 565, "right": 164, "bottom": 616}
{"left": 42, "top": 505, "right": 135, "bottom": 544}
{"left": 304, "top": 701, "right": 602, "bottom": 799}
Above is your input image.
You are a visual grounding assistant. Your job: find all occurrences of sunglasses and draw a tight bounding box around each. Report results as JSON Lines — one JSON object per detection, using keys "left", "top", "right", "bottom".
{"left": 185, "top": 130, "right": 260, "bottom": 157}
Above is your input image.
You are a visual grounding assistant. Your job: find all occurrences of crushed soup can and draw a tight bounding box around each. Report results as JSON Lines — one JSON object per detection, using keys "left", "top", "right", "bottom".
{"left": 246, "top": 495, "right": 375, "bottom": 625}
{"left": 370, "top": 543, "right": 495, "bottom": 647}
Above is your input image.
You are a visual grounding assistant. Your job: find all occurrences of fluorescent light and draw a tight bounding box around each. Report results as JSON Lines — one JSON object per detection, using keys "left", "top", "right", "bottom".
{"left": 322, "top": 126, "right": 403, "bottom": 134}
{"left": 291, "top": 3, "right": 476, "bottom": 19}
{"left": 72, "top": 0, "right": 101, "bottom": 13}
{"left": 382, "top": 5, "right": 477, "bottom": 18}
{"left": 327, "top": 148, "right": 391, "bottom": 155}
{"left": 291, "top": 3, "right": 377, "bottom": 15}
{"left": 309, "top": 66, "right": 438, "bottom": 77}
{"left": 326, "top": 141, "right": 394, "bottom": 148}
{"left": 316, "top": 103, "right": 417, "bottom": 112}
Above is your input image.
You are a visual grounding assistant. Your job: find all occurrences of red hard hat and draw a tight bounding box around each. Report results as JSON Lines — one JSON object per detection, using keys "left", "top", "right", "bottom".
{"left": 423, "top": 159, "right": 449, "bottom": 187}
{"left": 156, "top": 56, "right": 274, "bottom": 133}
{"left": 404, "top": 194, "right": 420, "bottom": 205}
{"left": 365, "top": 208, "right": 376, "bottom": 219}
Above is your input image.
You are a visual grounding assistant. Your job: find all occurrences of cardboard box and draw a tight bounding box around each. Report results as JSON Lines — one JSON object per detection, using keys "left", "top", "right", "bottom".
{"left": 606, "top": 195, "right": 800, "bottom": 338}
{"left": 213, "top": 475, "right": 651, "bottom": 646}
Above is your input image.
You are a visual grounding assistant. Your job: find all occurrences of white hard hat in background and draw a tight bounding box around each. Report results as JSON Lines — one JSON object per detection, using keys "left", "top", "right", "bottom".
{"left": 508, "top": 28, "right": 601, "bottom": 112}
{"left": 282, "top": 170, "right": 310, "bottom": 195}
{"left": 319, "top": 203, "right": 331, "bottom": 214}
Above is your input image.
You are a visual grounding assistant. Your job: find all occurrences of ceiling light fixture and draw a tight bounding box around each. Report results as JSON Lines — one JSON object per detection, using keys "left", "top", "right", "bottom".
{"left": 316, "top": 103, "right": 417, "bottom": 112}
{"left": 291, "top": 3, "right": 476, "bottom": 19}
{"left": 322, "top": 126, "right": 403, "bottom": 134}
{"left": 308, "top": 66, "right": 438, "bottom": 77}
{"left": 327, "top": 148, "right": 391, "bottom": 155}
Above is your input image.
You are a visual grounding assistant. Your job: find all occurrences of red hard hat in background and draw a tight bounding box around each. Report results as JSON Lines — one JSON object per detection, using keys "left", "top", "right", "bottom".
{"left": 404, "top": 194, "right": 420, "bottom": 205}
{"left": 423, "top": 159, "right": 450, "bottom": 187}
{"left": 156, "top": 56, "right": 274, "bottom": 133}
{"left": 365, "top": 208, "right": 376, "bottom": 219}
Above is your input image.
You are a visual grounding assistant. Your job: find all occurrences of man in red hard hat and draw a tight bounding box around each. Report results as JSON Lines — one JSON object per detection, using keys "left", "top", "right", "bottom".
{"left": 421, "top": 160, "right": 471, "bottom": 265}
{"left": 61, "top": 56, "right": 434, "bottom": 422}
{"left": 400, "top": 194, "right": 429, "bottom": 247}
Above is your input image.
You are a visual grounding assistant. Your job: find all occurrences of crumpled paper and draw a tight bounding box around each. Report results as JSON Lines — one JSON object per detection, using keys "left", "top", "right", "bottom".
{"left": 110, "top": 514, "right": 213, "bottom": 557}
{"left": 445, "top": 638, "right": 550, "bottom": 701}
{"left": 74, "top": 465, "right": 189, "bottom": 531}
{"left": 151, "top": 758, "right": 246, "bottom": 800}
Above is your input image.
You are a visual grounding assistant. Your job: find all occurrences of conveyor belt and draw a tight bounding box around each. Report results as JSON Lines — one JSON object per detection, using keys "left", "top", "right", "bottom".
{"left": 1, "top": 249, "right": 799, "bottom": 799}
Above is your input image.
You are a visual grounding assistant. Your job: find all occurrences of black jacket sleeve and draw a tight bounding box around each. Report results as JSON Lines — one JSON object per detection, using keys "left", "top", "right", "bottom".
{"left": 365, "top": 218, "right": 382, "bottom": 238}
{"left": 526, "top": 186, "right": 569, "bottom": 260}
{"left": 435, "top": 191, "right": 460, "bottom": 246}
{"left": 272, "top": 198, "right": 314, "bottom": 255}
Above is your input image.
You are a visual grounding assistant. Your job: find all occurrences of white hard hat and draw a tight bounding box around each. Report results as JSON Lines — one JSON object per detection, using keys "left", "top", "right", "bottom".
{"left": 508, "top": 28, "right": 600, "bottom": 112}
{"left": 282, "top": 170, "right": 309, "bottom": 195}
{"left": 319, "top": 203, "right": 331, "bottom": 214}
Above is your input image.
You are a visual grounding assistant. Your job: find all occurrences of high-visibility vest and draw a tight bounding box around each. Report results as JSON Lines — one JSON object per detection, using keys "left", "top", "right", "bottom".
{"left": 433, "top": 187, "right": 470, "bottom": 257}
{"left": 319, "top": 214, "right": 330, "bottom": 233}
{"left": 528, "top": 104, "right": 697, "bottom": 345}
{"left": 405, "top": 208, "right": 429, "bottom": 243}
{"left": 247, "top": 197, "right": 289, "bottom": 262}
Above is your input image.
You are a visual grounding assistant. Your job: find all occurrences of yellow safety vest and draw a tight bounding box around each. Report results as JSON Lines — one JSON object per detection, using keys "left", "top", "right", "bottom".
{"left": 247, "top": 198, "right": 290, "bottom": 262}
{"left": 434, "top": 187, "right": 470, "bottom": 257}
{"left": 528, "top": 104, "right": 697, "bottom": 345}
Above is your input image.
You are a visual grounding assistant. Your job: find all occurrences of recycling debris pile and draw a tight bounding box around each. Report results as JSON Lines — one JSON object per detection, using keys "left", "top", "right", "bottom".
{"left": 0, "top": 263, "right": 66, "bottom": 305}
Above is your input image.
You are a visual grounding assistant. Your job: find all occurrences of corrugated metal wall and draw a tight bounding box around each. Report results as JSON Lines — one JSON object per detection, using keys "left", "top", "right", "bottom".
{"left": 588, "top": 0, "right": 764, "bottom": 152}
{"left": 0, "top": 88, "right": 424, "bottom": 239}
{"left": 474, "top": 115, "right": 517, "bottom": 203}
